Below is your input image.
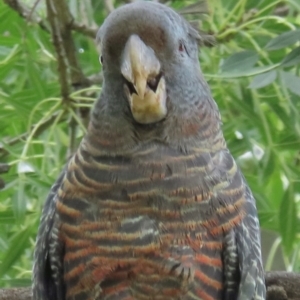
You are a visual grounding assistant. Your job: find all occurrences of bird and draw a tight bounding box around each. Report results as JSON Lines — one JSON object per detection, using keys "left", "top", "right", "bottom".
{"left": 32, "top": 1, "right": 266, "bottom": 300}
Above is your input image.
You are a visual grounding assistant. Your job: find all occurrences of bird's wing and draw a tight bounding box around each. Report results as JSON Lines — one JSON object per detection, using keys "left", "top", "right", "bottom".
{"left": 222, "top": 173, "right": 266, "bottom": 300}
{"left": 212, "top": 150, "right": 266, "bottom": 300}
{"left": 235, "top": 184, "right": 266, "bottom": 300}
{"left": 32, "top": 170, "right": 66, "bottom": 300}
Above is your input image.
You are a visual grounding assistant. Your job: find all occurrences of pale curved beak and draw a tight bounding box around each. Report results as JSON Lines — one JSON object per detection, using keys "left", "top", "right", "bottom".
{"left": 121, "top": 35, "right": 167, "bottom": 124}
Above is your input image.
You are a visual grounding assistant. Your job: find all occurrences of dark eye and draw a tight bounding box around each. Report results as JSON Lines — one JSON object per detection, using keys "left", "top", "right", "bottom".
{"left": 178, "top": 41, "right": 189, "bottom": 56}
{"left": 100, "top": 55, "right": 103, "bottom": 65}
{"left": 179, "top": 42, "right": 185, "bottom": 52}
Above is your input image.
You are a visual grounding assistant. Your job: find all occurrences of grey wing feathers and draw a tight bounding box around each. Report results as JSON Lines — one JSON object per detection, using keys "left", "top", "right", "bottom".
{"left": 32, "top": 170, "right": 66, "bottom": 300}
{"left": 235, "top": 184, "right": 266, "bottom": 300}
{"left": 223, "top": 230, "right": 240, "bottom": 300}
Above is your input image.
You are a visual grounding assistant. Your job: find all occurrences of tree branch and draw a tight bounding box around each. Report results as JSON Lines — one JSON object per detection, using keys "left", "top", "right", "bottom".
{"left": 45, "top": 0, "right": 93, "bottom": 154}
{"left": 3, "top": 0, "right": 98, "bottom": 38}
{"left": 0, "top": 111, "right": 68, "bottom": 158}
{"left": 46, "top": 0, "right": 71, "bottom": 101}
{"left": 0, "top": 287, "right": 31, "bottom": 300}
{"left": 0, "top": 163, "right": 10, "bottom": 189}
{"left": 3, "top": 0, "right": 49, "bottom": 32}
{"left": 0, "top": 272, "right": 300, "bottom": 300}
{"left": 104, "top": 0, "right": 115, "bottom": 14}
{"left": 265, "top": 271, "right": 300, "bottom": 300}
{"left": 69, "top": 20, "right": 97, "bottom": 38}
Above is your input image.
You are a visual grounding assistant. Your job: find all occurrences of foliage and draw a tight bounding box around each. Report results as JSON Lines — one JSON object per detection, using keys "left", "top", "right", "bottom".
{"left": 0, "top": 0, "right": 299, "bottom": 288}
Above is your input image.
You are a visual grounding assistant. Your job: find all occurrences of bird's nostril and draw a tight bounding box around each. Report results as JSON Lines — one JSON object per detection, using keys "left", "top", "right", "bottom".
{"left": 147, "top": 73, "right": 162, "bottom": 93}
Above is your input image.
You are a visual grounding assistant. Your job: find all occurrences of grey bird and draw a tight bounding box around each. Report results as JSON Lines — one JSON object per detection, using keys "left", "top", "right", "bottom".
{"left": 33, "top": 2, "right": 266, "bottom": 300}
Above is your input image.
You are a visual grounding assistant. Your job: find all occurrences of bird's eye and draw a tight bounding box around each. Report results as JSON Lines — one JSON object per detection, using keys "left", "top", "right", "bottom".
{"left": 178, "top": 41, "right": 189, "bottom": 56}
{"left": 99, "top": 55, "right": 104, "bottom": 65}
{"left": 179, "top": 42, "right": 185, "bottom": 52}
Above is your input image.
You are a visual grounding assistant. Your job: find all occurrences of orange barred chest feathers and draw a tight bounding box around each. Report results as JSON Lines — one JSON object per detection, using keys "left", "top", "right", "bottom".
{"left": 56, "top": 146, "right": 246, "bottom": 299}
{"left": 58, "top": 197, "right": 232, "bottom": 300}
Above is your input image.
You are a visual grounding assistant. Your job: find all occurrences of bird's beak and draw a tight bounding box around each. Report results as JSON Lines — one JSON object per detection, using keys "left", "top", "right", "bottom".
{"left": 121, "top": 35, "right": 167, "bottom": 124}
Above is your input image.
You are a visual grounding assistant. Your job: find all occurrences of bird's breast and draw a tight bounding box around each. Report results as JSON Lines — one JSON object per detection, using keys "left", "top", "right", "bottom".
{"left": 57, "top": 144, "right": 245, "bottom": 299}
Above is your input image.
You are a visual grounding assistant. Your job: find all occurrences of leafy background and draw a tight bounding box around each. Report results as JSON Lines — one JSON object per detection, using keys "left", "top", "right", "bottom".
{"left": 0, "top": 0, "right": 299, "bottom": 288}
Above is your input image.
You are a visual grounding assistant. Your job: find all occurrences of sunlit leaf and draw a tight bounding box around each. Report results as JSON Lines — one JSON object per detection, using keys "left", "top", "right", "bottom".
{"left": 0, "top": 225, "right": 35, "bottom": 278}
{"left": 265, "top": 29, "right": 300, "bottom": 50}
{"left": 248, "top": 70, "right": 277, "bottom": 89}
{"left": 279, "top": 185, "right": 298, "bottom": 255}
{"left": 280, "top": 71, "right": 300, "bottom": 96}
{"left": 221, "top": 50, "right": 259, "bottom": 73}
{"left": 261, "top": 149, "right": 276, "bottom": 182}
{"left": 281, "top": 46, "right": 300, "bottom": 67}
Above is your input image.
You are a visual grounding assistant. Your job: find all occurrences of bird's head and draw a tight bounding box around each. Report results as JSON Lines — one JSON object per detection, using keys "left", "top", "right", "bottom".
{"left": 91, "top": 1, "right": 222, "bottom": 152}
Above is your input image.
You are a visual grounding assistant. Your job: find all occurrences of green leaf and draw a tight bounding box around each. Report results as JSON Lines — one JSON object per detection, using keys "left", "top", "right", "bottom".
{"left": 0, "top": 210, "right": 16, "bottom": 224}
{"left": 279, "top": 185, "right": 297, "bottom": 255}
{"left": 265, "top": 169, "right": 284, "bottom": 210}
{"left": 0, "top": 278, "right": 31, "bottom": 287}
{"left": 261, "top": 149, "right": 276, "bottom": 181}
{"left": 221, "top": 50, "right": 259, "bottom": 73}
{"left": 209, "top": 64, "right": 280, "bottom": 78}
{"left": 248, "top": 70, "right": 277, "bottom": 89}
{"left": 258, "top": 211, "right": 278, "bottom": 231}
{"left": 281, "top": 46, "right": 300, "bottom": 67}
{"left": 280, "top": 71, "right": 300, "bottom": 96}
{"left": 0, "top": 225, "right": 34, "bottom": 278}
{"left": 265, "top": 29, "right": 300, "bottom": 50}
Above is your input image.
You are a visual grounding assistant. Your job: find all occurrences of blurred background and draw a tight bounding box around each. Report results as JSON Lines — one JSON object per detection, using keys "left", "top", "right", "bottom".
{"left": 0, "top": 0, "right": 299, "bottom": 288}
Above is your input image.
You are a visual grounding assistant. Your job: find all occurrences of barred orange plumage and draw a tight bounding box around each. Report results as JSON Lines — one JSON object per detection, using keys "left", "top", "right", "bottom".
{"left": 33, "top": 2, "right": 266, "bottom": 300}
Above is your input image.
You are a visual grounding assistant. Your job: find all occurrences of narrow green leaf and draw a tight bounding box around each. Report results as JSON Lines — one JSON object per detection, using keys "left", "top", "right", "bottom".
{"left": 221, "top": 50, "right": 259, "bottom": 73}
{"left": 261, "top": 149, "right": 276, "bottom": 181}
{"left": 209, "top": 64, "right": 280, "bottom": 78}
{"left": 12, "top": 184, "right": 27, "bottom": 219}
{"left": 279, "top": 185, "right": 297, "bottom": 255}
{"left": 0, "top": 225, "right": 34, "bottom": 278}
{"left": 0, "top": 279, "right": 31, "bottom": 287}
{"left": 265, "top": 169, "right": 284, "bottom": 210}
{"left": 281, "top": 46, "right": 300, "bottom": 67}
{"left": 258, "top": 211, "right": 278, "bottom": 231}
{"left": 276, "top": 132, "right": 300, "bottom": 151}
{"left": 248, "top": 70, "right": 277, "bottom": 89}
{"left": 280, "top": 71, "right": 300, "bottom": 96}
{"left": 265, "top": 29, "right": 300, "bottom": 50}
{"left": 0, "top": 210, "right": 16, "bottom": 224}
